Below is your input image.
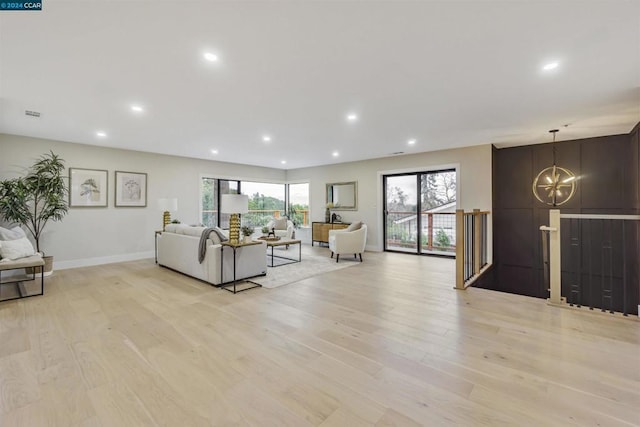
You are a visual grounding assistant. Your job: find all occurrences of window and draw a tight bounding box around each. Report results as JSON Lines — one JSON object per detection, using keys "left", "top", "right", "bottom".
{"left": 288, "top": 183, "right": 310, "bottom": 227}
{"left": 200, "top": 178, "right": 239, "bottom": 228}
{"left": 242, "top": 181, "right": 285, "bottom": 227}
{"left": 200, "top": 178, "right": 310, "bottom": 229}
{"left": 201, "top": 177, "right": 218, "bottom": 227}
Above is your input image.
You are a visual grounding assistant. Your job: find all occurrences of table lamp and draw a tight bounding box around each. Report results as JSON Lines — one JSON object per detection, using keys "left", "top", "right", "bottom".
{"left": 221, "top": 194, "right": 248, "bottom": 244}
{"left": 157, "top": 198, "right": 178, "bottom": 231}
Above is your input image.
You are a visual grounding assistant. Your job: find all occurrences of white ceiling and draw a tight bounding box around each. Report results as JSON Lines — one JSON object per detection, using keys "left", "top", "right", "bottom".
{"left": 1, "top": 1, "right": 639, "bottom": 170}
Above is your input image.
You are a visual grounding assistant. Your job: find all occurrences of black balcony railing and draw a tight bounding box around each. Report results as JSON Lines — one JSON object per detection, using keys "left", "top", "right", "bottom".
{"left": 202, "top": 209, "right": 309, "bottom": 228}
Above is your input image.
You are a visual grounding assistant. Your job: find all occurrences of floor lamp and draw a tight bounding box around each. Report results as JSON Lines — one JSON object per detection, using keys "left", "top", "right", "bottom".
{"left": 221, "top": 194, "right": 248, "bottom": 244}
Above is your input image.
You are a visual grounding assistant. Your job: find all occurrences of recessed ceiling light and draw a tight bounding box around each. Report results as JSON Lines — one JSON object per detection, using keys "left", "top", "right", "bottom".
{"left": 131, "top": 105, "right": 144, "bottom": 113}
{"left": 408, "top": 139, "right": 416, "bottom": 145}
{"left": 96, "top": 131, "right": 107, "bottom": 138}
{"left": 211, "top": 149, "right": 218, "bottom": 154}
{"left": 346, "top": 113, "right": 358, "bottom": 122}
{"left": 281, "top": 160, "right": 286, "bottom": 165}
{"left": 543, "top": 61, "right": 559, "bottom": 71}
{"left": 332, "top": 151, "right": 339, "bottom": 157}
{"left": 263, "top": 135, "right": 272, "bottom": 142}
{"left": 203, "top": 52, "right": 219, "bottom": 62}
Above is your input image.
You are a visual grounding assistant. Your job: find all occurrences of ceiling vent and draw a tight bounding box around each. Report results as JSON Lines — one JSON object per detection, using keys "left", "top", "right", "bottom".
{"left": 25, "top": 110, "right": 41, "bottom": 117}
{"left": 390, "top": 151, "right": 405, "bottom": 155}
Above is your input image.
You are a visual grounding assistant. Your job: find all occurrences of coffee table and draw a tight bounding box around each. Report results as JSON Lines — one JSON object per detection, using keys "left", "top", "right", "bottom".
{"left": 263, "top": 238, "right": 302, "bottom": 267}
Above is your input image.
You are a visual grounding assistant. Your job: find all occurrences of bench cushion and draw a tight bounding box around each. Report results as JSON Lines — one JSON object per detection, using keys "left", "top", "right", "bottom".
{"left": 0, "top": 254, "right": 44, "bottom": 271}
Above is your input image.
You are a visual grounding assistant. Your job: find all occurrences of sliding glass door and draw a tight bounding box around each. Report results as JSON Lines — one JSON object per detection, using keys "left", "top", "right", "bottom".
{"left": 384, "top": 175, "right": 419, "bottom": 253}
{"left": 384, "top": 170, "right": 456, "bottom": 256}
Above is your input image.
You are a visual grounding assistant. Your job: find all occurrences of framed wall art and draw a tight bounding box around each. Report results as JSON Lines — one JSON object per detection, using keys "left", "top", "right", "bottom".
{"left": 115, "top": 171, "right": 147, "bottom": 207}
{"left": 69, "top": 168, "right": 108, "bottom": 207}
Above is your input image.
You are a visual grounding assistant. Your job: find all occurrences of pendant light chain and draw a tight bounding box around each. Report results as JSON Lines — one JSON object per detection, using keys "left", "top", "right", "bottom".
{"left": 550, "top": 129, "right": 558, "bottom": 166}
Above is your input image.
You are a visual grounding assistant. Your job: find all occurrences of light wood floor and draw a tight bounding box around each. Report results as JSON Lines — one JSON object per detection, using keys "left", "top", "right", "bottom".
{"left": 1, "top": 246, "right": 638, "bottom": 426}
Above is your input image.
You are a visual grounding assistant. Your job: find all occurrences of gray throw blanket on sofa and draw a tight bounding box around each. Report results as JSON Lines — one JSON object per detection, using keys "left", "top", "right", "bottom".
{"left": 198, "top": 228, "right": 216, "bottom": 263}
{"left": 198, "top": 227, "right": 228, "bottom": 263}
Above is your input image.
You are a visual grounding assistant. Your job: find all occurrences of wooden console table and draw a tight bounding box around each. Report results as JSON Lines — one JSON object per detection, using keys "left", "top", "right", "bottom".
{"left": 312, "top": 222, "right": 350, "bottom": 246}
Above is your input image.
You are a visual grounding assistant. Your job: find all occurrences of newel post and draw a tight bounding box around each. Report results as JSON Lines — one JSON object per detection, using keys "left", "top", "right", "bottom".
{"left": 455, "top": 209, "right": 464, "bottom": 289}
{"left": 548, "top": 209, "right": 562, "bottom": 305}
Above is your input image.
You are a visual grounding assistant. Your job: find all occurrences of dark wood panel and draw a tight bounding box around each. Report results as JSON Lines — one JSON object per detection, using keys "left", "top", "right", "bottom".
{"left": 490, "top": 125, "right": 639, "bottom": 313}
{"left": 580, "top": 135, "right": 630, "bottom": 209}
{"left": 494, "top": 146, "right": 533, "bottom": 209}
{"left": 498, "top": 264, "right": 537, "bottom": 297}
{"left": 631, "top": 123, "right": 640, "bottom": 209}
{"left": 496, "top": 208, "right": 534, "bottom": 267}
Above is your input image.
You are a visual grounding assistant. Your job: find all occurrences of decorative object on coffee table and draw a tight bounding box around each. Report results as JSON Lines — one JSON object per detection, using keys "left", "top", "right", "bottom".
{"left": 266, "top": 217, "right": 294, "bottom": 239}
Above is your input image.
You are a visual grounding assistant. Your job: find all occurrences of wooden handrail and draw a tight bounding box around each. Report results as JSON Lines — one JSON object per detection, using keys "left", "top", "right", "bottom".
{"left": 455, "top": 209, "right": 491, "bottom": 290}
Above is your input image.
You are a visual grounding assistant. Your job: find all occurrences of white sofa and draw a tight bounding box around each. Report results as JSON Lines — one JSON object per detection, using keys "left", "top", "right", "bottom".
{"left": 157, "top": 224, "right": 267, "bottom": 285}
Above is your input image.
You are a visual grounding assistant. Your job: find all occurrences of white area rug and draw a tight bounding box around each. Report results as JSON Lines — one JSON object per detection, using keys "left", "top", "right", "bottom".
{"left": 252, "top": 245, "right": 358, "bottom": 289}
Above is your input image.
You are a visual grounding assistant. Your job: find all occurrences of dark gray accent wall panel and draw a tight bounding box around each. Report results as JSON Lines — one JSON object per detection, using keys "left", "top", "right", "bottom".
{"left": 494, "top": 146, "right": 533, "bottom": 208}
{"left": 632, "top": 122, "right": 640, "bottom": 210}
{"left": 581, "top": 135, "right": 630, "bottom": 209}
{"left": 490, "top": 124, "right": 640, "bottom": 313}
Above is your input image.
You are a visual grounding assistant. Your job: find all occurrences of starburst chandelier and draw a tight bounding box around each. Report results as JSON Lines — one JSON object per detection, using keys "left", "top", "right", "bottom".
{"left": 532, "top": 129, "right": 577, "bottom": 206}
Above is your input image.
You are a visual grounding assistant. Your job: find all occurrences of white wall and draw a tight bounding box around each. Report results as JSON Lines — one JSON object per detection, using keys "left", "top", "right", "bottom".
{"left": 1, "top": 133, "right": 492, "bottom": 268}
{"left": 286, "top": 145, "right": 492, "bottom": 253}
{"left": 0, "top": 134, "right": 286, "bottom": 269}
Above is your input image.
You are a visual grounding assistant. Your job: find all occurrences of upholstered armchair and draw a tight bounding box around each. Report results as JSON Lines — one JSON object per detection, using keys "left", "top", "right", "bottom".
{"left": 266, "top": 217, "right": 295, "bottom": 239}
{"left": 328, "top": 222, "right": 367, "bottom": 262}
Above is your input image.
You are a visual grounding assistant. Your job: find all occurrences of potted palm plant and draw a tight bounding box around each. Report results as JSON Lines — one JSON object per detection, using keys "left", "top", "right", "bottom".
{"left": 0, "top": 151, "right": 68, "bottom": 275}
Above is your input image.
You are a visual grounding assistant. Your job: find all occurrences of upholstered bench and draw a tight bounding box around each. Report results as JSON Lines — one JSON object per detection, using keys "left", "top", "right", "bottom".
{"left": 0, "top": 254, "right": 45, "bottom": 302}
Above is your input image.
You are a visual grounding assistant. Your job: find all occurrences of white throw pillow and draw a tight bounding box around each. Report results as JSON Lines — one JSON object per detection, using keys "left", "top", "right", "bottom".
{"left": 346, "top": 221, "right": 363, "bottom": 232}
{"left": 0, "top": 237, "right": 36, "bottom": 260}
{"left": 0, "top": 226, "right": 27, "bottom": 241}
{"left": 273, "top": 217, "right": 288, "bottom": 230}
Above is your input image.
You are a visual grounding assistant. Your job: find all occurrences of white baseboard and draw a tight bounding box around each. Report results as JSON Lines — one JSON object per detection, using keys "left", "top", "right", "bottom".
{"left": 365, "top": 244, "right": 381, "bottom": 252}
{"left": 54, "top": 251, "right": 155, "bottom": 270}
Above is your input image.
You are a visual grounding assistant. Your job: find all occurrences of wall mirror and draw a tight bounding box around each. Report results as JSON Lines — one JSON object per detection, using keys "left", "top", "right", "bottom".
{"left": 326, "top": 181, "right": 357, "bottom": 210}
